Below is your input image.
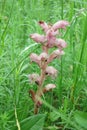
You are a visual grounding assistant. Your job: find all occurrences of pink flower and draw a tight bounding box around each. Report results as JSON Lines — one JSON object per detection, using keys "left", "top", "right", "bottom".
{"left": 28, "top": 73, "right": 41, "bottom": 85}
{"left": 39, "top": 52, "right": 49, "bottom": 61}
{"left": 48, "top": 49, "right": 65, "bottom": 63}
{"left": 30, "top": 53, "right": 40, "bottom": 65}
{"left": 45, "top": 66, "right": 58, "bottom": 77}
{"left": 30, "top": 33, "right": 46, "bottom": 43}
{"left": 39, "top": 52, "right": 49, "bottom": 69}
{"left": 30, "top": 52, "right": 49, "bottom": 68}
{"left": 46, "top": 29, "right": 57, "bottom": 47}
{"left": 46, "top": 28, "right": 58, "bottom": 37}
{"left": 38, "top": 21, "right": 49, "bottom": 32}
{"left": 53, "top": 49, "right": 65, "bottom": 56}
{"left": 52, "top": 20, "right": 69, "bottom": 31}
{"left": 55, "top": 38, "right": 67, "bottom": 49}
{"left": 43, "top": 84, "right": 56, "bottom": 93}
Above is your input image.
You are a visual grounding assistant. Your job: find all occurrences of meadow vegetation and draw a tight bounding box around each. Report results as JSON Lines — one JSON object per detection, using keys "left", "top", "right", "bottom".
{"left": 0, "top": 0, "right": 87, "bottom": 130}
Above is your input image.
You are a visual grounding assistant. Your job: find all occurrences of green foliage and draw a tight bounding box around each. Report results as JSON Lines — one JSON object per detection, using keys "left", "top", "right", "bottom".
{"left": 14, "top": 114, "right": 45, "bottom": 130}
{"left": 74, "top": 111, "right": 87, "bottom": 129}
{"left": 0, "top": 0, "right": 87, "bottom": 129}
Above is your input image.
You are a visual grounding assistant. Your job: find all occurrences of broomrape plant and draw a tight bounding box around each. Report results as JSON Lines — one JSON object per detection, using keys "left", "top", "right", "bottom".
{"left": 29, "top": 20, "right": 69, "bottom": 114}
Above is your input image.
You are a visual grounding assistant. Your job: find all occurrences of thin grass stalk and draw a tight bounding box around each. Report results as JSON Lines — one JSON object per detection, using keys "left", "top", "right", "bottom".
{"left": 69, "top": 2, "right": 77, "bottom": 103}
{"left": 58, "top": 0, "right": 64, "bottom": 106}
{"left": 71, "top": 12, "right": 87, "bottom": 103}
{"left": 15, "top": 105, "right": 21, "bottom": 130}
{"left": 0, "top": 45, "right": 39, "bottom": 89}
{"left": 0, "top": 0, "right": 14, "bottom": 43}
{"left": 74, "top": 14, "right": 87, "bottom": 89}
{"left": 0, "top": 0, "right": 6, "bottom": 15}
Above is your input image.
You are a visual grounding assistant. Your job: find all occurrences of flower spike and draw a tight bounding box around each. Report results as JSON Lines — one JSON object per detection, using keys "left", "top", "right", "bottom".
{"left": 29, "top": 20, "right": 69, "bottom": 114}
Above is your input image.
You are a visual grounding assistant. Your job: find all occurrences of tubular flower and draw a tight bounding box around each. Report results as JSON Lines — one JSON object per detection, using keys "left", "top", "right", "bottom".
{"left": 45, "top": 66, "right": 58, "bottom": 77}
{"left": 48, "top": 49, "right": 65, "bottom": 63}
{"left": 52, "top": 49, "right": 65, "bottom": 57}
{"left": 30, "top": 33, "right": 46, "bottom": 43}
{"left": 28, "top": 73, "right": 41, "bottom": 85}
{"left": 46, "top": 29, "right": 56, "bottom": 47}
{"left": 39, "top": 52, "right": 49, "bottom": 61}
{"left": 30, "top": 53, "right": 40, "bottom": 66}
{"left": 52, "top": 20, "right": 69, "bottom": 31}
{"left": 30, "top": 52, "right": 49, "bottom": 68}
{"left": 38, "top": 21, "right": 49, "bottom": 32}
{"left": 43, "top": 84, "right": 56, "bottom": 93}
{"left": 55, "top": 38, "right": 67, "bottom": 49}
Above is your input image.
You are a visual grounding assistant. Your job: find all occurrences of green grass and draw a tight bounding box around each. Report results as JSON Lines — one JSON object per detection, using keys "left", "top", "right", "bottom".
{"left": 0, "top": 0, "right": 87, "bottom": 130}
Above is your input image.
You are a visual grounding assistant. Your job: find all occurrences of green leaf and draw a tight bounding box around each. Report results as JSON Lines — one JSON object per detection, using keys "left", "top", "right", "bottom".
{"left": 74, "top": 110, "right": 87, "bottom": 129}
{"left": 13, "top": 114, "right": 45, "bottom": 130}
{"left": 50, "top": 112, "right": 60, "bottom": 122}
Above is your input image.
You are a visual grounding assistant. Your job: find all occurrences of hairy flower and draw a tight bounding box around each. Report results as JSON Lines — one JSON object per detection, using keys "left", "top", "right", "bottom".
{"left": 46, "top": 29, "right": 57, "bottom": 47}
{"left": 39, "top": 52, "right": 49, "bottom": 61}
{"left": 28, "top": 73, "right": 41, "bottom": 85}
{"left": 30, "top": 53, "right": 40, "bottom": 66}
{"left": 30, "top": 52, "right": 49, "bottom": 68}
{"left": 30, "top": 33, "right": 46, "bottom": 43}
{"left": 45, "top": 66, "right": 58, "bottom": 77}
{"left": 52, "top": 20, "right": 69, "bottom": 31}
{"left": 48, "top": 49, "right": 65, "bottom": 63}
{"left": 55, "top": 38, "right": 67, "bottom": 49}
{"left": 43, "top": 84, "right": 56, "bottom": 93}
{"left": 53, "top": 49, "right": 65, "bottom": 56}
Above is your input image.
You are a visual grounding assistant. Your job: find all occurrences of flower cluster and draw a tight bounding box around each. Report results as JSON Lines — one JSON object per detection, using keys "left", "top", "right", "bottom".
{"left": 29, "top": 20, "right": 69, "bottom": 114}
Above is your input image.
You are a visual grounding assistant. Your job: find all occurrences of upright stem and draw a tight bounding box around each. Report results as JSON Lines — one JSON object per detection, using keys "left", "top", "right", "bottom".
{"left": 34, "top": 52, "right": 48, "bottom": 114}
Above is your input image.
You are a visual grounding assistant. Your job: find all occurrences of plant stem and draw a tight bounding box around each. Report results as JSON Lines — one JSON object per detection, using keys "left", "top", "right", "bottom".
{"left": 34, "top": 51, "right": 48, "bottom": 114}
